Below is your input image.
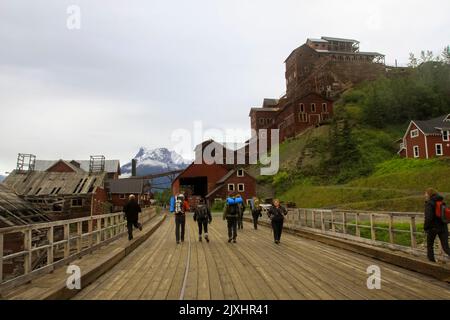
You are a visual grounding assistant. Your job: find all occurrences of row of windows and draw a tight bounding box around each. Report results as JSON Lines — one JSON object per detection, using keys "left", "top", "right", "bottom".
{"left": 258, "top": 118, "right": 275, "bottom": 126}
{"left": 228, "top": 183, "right": 245, "bottom": 192}
{"left": 279, "top": 112, "right": 330, "bottom": 127}
{"left": 413, "top": 144, "right": 446, "bottom": 158}
{"left": 411, "top": 129, "right": 450, "bottom": 141}
{"left": 299, "top": 103, "right": 328, "bottom": 113}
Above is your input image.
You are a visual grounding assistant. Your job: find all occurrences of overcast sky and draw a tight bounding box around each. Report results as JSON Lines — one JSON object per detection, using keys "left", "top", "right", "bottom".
{"left": 0, "top": 0, "right": 449, "bottom": 173}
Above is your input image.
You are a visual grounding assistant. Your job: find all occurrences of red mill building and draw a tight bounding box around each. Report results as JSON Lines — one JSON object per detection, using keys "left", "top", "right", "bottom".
{"left": 250, "top": 36, "right": 385, "bottom": 144}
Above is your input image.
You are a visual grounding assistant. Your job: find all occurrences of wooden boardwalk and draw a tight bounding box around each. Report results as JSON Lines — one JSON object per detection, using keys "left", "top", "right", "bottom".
{"left": 73, "top": 213, "right": 450, "bottom": 300}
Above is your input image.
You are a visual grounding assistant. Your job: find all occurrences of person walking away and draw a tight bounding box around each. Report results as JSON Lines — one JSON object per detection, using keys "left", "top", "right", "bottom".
{"left": 268, "top": 199, "right": 287, "bottom": 244}
{"left": 123, "top": 194, "right": 143, "bottom": 241}
{"left": 236, "top": 194, "right": 246, "bottom": 230}
{"left": 223, "top": 193, "right": 239, "bottom": 243}
{"left": 170, "top": 193, "right": 190, "bottom": 244}
{"left": 424, "top": 188, "right": 450, "bottom": 262}
{"left": 194, "top": 198, "right": 212, "bottom": 242}
{"left": 250, "top": 197, "right": 263, "bottom": 230}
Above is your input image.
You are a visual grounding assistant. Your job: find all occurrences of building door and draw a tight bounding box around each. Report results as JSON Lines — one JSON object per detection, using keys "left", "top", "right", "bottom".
{"left": 309, "top": 114, "right": 321, "bottom": 125}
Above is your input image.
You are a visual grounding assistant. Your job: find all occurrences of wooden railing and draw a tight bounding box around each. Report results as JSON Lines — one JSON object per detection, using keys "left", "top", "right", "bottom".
{"left": 0, "top": 208, "right": 156, "bottom": 292}
{"left": 257, "top": 208, "right": 447, "bottom": 259}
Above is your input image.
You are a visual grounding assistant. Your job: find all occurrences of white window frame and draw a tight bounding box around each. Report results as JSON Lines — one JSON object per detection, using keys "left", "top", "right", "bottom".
{"left": 436, "top": 144, "right": 443, "bottom": 156}
{"left": 298, "top": 113, "right": 308, "bottom": 123}
{"left": 410, "top": 129, "right": 419, "bottom": 138}
{"left": 413, "top": 146, "right": 420, "bottom": 158}
{"left": 311, "top": 103, "right": 316, "bottom": 113}
{"left": 237, "top": 169, "right": 244, "bottom": 177}
{"left": 443, "top": 130, "right": 449, "bottom": 142}
{"left": 237, "top": 184, "right": 245, "bottom": 192}
{"left": 299, "top": 103, "right": 305, "bottom": 113}
{"left": 322, "top": 103, "right": 328, "bottom": 113}
{"left": 228, "top": 184, "right": 235, "bottom": 192}
{"left": 119, "top": 194, "right": 126, "bottom": 199}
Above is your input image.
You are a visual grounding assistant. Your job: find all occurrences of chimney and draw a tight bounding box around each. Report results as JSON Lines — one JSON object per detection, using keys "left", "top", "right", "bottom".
{"left": 132, "top": 159, "right": 137, "bottom": 177}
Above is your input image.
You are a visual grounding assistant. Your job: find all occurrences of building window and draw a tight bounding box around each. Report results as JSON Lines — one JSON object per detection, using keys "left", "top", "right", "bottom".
{"left": 228, "top": 184, "right": 235, "bottom": 192}
{"left": 410, "top": 129, "right": 419, "bottom": 138}
{"left": 119, "top": 194, "right": 126, "bottom": 199}
{"left": 237, "top": 169, "right": 244, "bottom": 177}
{"left": 299, "top": 103, "right": 305, "bottom": 113}
{"left": 436, "top": 144, "right": 443, "bottom": 156}
{"left": 322, "top": 103, "right": 328, "bottom": 113}
{"left": 311, "top": 103, "right": 316, "bottom": 112}
{"left": 413, "top": 146, "right": 420, "bottom": 158}
{"left": 443, "top": 130, "right": 449, "bottom": 142}
{"left": 298, "top": 113, "right": 308, "bottom": 123}
{"left": 237, "top": 184, "right": 245, "bottom": 192}
{"left": 259, "top": 118, "right": 264, "bottom": 125}
{"left": 71, "top": 198, "right": 83, "bottom": 207}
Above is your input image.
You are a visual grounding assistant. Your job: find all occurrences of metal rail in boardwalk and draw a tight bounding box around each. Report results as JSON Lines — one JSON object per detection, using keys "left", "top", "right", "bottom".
{"left": 0, "top": 208, "right": 155, "bottom": 292}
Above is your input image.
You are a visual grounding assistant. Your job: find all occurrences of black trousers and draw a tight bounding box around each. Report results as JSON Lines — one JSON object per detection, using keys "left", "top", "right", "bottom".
{"left": 175, "top": 215, "right": 186, "bottom": 242}
{"left": 198, "top": 220, "right": 208, "bottom": 235}
{"left": 272, "top": 219, "right": 284, "bottom": 242}
{"left": 237, "top": 214, "right": 243, "bottom": 229}
{"left": 427, "top": 227, "right": 450, "bottom": 261}
{"left": 252, "top": 211, "right": 260, "bottom": 230}
{"left": 127, "top": 221, "right": 141, "bottom": 240}
{"left": 227, "top": 217, "right": 238, "bottom": 240}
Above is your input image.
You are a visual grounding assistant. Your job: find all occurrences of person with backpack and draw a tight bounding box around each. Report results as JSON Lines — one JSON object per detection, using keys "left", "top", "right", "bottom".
{"left": 424, "top": 188, "right": 450, "bottom": 262}
{"left": 123, "top": 194, "right": 143, "bottom": 241}
{"left": 170, "top": 193, "right": 190, "bottom": 244}
{"left": 236, "top": 194, "right": 246, "bottom": 230}
{"left": 194, "top": 198, "right": 212, "bottom": 242}
{"left": 250, "top": 197, "right": 263, "bottom": 230}
{"left": 223, "top": 193, "right": 239, "bottom": 243}
{"left": 268, "top": 199, "right": 288, "bottom": 244}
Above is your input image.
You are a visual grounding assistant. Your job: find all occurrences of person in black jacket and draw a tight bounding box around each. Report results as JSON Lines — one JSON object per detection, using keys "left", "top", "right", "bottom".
{"left": 424, "top": 188, "right": 450, "bottom": 262}
{"left": 194, "top": 198, "right": 212, "bottom": 242}
{"left": 123, "top": 194, "right": 143, "bottom": 241}
{"left": 268, "top": 199, "right": 287, "bottom": 244}
{"left": 250, "top": 197, "right": 262, "bottom": 230}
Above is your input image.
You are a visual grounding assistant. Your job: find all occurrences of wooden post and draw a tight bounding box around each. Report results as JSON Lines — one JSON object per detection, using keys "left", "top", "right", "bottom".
{"left": 88, "top": 219, "right": 93, "bottom": 249}
{"left": 320, "top": 211, "right": 325, "bottom": 231}
{"left": 24, "top": 229, "right": 32, "bottom": 274}
{"left": 297, "top": 209, "right": 301, "bottom": 227}
{"left": 0, "top": 233, "right": 3, "bottom": 282}
{"left": 64, "top": 224, "right": 70, "bottom": 259}
{"left": 97, "top": 218, "right": 102, "bottom": 244}
{"left": 331, "top": 211, "right": 335, "bottom": 233}
{"left": 47, "top": 226, "right": 54, "bottom": 265}
{"left": 342, "top": 212, "right": 347, "bottom": 234}
{"left": 355, "top": 213, "right": 360, "bottom": 237}
{"left": 410, "top": 216, "right": 417, "bottom": 249}
{"left": 388, "top": 214, "right": 394, "bottom": 244}
{"left": 77, "top": 221, "right": 82, "bottom": 253}
{"left": 312, "top": 211, "right": 316, "bottom": 229}
{"left": 370, "top": 214, "right": 376, "bottom": 241}
{"left": 304, "top": 209, "right": 308, "bottom": 227}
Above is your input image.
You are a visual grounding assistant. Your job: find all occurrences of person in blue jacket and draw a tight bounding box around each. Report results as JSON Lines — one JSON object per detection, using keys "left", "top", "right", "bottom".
{"left": 223, "top": 192, "right": 240, "bottom": 243}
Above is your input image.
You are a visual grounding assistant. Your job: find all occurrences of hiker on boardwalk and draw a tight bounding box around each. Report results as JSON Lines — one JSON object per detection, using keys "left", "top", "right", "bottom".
{"left": 424, "top": 188, "right": 450, "bottom": 262}
{"left": 268, "top": 199, "right": 288, "bottom": 244}
{"left": 170, "top": 193, "right": 190, "bottom": 244}
{"left": 236, "top": 194, "right": 246, "bottom": 230}
{"left": 123, "top": 194, "right": 143, "bottom": 241}
{"left": 223, "top": 192, "right": 240, "bottom": 243}
{"left": 194, "top": 198, "right": 212, "bottom": 242}
{"left": 250, "top": 197, "right": 263, "bottom": 230}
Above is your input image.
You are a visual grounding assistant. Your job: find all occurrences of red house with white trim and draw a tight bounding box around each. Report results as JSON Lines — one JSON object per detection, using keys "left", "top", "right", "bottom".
{"left": 399, "top": 114, "right": 450, "bottom": 159}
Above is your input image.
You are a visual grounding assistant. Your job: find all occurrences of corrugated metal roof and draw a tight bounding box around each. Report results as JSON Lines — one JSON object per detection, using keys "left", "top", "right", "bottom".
{"left": 3, "top": 170, "right": 106, "bottom": 196}
{"left": 321, "top": 36, "right": 359, "bottom": 43}
{"left": 34, "top": 160, "right": 120, "bottom": 174}
{"left": 0, "top": 183, "right": 50, "bottom": 227}
{"left": 108, "top": 178, "right": 145, "bottom": 194}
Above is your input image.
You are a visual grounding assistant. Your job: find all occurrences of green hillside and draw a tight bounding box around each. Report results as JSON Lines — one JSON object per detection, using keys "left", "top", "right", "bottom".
{"left": 255, "top": 59, "right": 450, "bottom": 212}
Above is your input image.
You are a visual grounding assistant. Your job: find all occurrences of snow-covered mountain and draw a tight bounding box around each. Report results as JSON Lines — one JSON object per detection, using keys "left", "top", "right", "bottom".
{"left": 121, "top": 147, "right": 191, "bottom": 179}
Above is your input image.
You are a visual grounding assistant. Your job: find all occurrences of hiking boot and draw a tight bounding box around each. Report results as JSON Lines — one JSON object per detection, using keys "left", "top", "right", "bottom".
{"left": 199, "top": 236, "right": 202, "bottom": 242}
{"left": 228, "top": 238, "right": 232, "bottom": 243}
{"left": 205, "top": 236, "right": 210, "bottom": 243}
{"left": 139, "top": 224, "right": 143, "bottom": 231}
{"left": 233, "top": 239, "right": 237, "bottom": 243}
{"left": 177, "top": 241, "right": 180, "bottom": 245}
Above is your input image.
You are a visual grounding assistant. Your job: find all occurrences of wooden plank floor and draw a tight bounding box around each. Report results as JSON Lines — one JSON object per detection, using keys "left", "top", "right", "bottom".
{"left": 72, "top": 213, "right": 450, "bottom": 300}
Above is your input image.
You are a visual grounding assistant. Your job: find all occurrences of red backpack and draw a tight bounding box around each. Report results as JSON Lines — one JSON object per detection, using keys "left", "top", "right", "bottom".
{"left": 435, "top": 201, "right": 450, "bottom": 224}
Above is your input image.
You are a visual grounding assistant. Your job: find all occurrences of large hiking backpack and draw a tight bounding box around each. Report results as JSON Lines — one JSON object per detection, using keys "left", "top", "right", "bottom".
{"left": 227, "top": 198, "right": 239, "bottom": 217}
{"left": 435, "top": 201, "right": 450, "bottom": 224}
{"left": 175, "top": 195, "right": 185, "bottom": 214}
